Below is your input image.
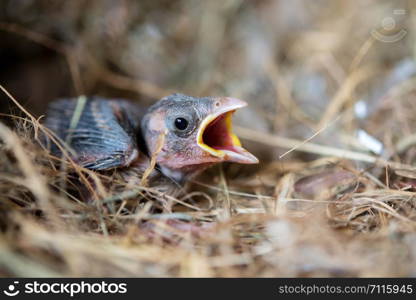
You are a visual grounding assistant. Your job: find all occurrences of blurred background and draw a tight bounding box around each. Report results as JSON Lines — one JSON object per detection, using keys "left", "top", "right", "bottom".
{"left": 0, "top": 0, "right": 415, "bottom": 162}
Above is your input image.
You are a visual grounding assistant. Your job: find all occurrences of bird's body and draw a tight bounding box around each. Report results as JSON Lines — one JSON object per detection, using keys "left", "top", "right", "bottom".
{"left": 45, "top": 98, "right": 144, "bottom": 170}
{"left": 44, "top": 94, "right": 258, "bottom": 185}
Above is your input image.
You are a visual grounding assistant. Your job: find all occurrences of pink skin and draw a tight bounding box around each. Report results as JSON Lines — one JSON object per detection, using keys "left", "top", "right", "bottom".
{"left": 143, "top": 96, "right": 258, "bottom": 180}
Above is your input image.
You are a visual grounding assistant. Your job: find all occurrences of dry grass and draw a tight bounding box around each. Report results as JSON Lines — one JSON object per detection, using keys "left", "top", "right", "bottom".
{"left": 1, "top": 87, "right": 416, "bottom": 277}
{"left": 1, "top": 0, "right": 416, "bottom": 277}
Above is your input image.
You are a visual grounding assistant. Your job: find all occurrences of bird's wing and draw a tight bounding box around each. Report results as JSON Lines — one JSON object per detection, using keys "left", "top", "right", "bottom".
{"left": 44, "top": 97, "right": 146, "bottom": 170}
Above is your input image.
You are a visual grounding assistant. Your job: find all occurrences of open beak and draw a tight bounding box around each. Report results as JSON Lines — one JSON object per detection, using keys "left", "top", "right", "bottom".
{"left": 197, "top": 97, "right": 259, "bottom": 164}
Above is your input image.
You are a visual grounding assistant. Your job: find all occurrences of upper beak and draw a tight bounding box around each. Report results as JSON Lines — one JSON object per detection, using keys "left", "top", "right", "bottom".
{"left": 196, "top": 97, "right": 259, "bottom": 164}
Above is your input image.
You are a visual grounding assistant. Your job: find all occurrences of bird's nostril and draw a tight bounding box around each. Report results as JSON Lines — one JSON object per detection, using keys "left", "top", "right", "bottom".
{"left": 215, "top": 101, "right": 220, "bottom": 108}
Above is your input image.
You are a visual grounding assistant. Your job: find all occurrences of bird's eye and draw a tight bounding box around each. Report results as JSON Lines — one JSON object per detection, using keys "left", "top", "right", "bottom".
{"left": 174, "top": 117, "right": 189, "bottom": 131}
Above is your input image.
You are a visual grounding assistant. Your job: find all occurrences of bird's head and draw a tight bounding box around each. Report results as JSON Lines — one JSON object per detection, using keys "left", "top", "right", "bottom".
{"left": 141, "top": 93, "right": 258, "bottom": 182}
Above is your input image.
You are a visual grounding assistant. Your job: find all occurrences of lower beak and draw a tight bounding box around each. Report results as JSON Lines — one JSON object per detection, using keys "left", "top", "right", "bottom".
{"left": 196, "top": 97, "right": 259, "bottom": 164}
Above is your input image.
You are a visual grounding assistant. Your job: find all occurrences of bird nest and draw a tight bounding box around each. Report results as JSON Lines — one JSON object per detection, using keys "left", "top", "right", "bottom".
{"left": 0, "top": 91, "right": 415, "bottom": 277}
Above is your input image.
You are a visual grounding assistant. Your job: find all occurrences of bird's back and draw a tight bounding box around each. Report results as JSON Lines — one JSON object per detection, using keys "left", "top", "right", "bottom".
{"left": 43, "top": 97, "right": 147, "bottom": 170}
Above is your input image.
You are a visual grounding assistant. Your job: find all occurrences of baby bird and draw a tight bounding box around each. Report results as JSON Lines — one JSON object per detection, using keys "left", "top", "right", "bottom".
{"left": 44, "top": 93, "right": 258, "bottom": 185}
